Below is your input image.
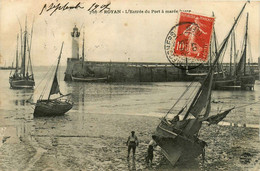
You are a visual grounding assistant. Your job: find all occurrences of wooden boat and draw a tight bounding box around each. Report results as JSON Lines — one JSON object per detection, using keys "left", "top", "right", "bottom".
{"left": 152, "top": 3, "right": 246, "bottom": 166}
{"left": 213, "top": 13, "right": 255, "bottom": 90}
{"left": 33, "top": 43, "right": 73, "bottom": 117}
{"left": 71, "top": 75, "right": 109, "bottom": 82}
{"left": 9, "top": 18, "right": 35, "bottom": 89}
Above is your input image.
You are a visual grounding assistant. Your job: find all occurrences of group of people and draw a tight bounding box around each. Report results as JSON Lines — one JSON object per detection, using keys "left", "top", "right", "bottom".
{"left": 126, "top": 129, "right": 208, "bottom": 166}
{"left": 126, "top": 131, "right": 157, "bottom": 165}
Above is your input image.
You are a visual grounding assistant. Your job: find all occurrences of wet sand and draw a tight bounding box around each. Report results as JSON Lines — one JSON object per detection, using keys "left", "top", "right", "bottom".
{"left": 0, "top": 113, "right": 259, "bottom": 171}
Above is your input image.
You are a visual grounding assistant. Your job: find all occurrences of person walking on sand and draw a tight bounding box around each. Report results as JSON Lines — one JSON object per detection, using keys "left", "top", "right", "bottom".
{"left": 126, "top": 131, "right": 139, "bottom": 158}
{"left": 146, "top": 139, "right": 157, "bottom": 165}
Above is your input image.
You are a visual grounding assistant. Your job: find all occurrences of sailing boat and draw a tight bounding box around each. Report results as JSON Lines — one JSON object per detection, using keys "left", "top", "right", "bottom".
{"left": 9, "top": 18, "right": 35, "bottom": 89}
{"left": 71, "top": 29, "right": 109, "bottom": 82}
{"left": 33, "top": 42, "right": 73, "bottom": 117}
{"left": 152, "top": 3, "right": 247, "bottom": 166}
{"left": 213, "top": 13, "right": 255, "bottom": 90}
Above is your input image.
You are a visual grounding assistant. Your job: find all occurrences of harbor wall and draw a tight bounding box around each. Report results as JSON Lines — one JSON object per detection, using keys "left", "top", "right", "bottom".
{"left": 64, "top": 58, "right": 259, "bottom": 82}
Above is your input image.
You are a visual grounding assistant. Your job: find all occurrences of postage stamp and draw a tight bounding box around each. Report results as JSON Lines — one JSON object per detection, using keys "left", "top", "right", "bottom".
{"left": 165, "top": 12, "right": 215, "bottom": 70}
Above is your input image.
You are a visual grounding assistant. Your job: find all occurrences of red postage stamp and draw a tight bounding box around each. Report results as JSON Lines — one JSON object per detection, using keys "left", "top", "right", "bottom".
{"left": 174, "top": 12, "right": 215, "bottom": 61}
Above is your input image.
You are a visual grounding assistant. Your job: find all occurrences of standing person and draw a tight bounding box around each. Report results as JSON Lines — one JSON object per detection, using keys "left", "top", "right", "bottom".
{"left": 146, "top": 139, "right": 157, "bottom": 165}
{"left": 126, "top": 131, "right": 139, "bottom": 158}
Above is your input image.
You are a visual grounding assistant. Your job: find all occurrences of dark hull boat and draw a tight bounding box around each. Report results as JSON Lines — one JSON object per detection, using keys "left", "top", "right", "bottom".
{"left": 33, "top": 99, "right": 73, "bottom": 117}
{"left": 9, "top": 79, "right": 35, "bottom": 89}
{"left": 153, "top": 3, "right": 246, "bottom": 166}
{"left": 240, "top": 75, "right": 255, "bottom": 90}
{"left": 71, "top": 75, "right": 108, "bottom": 82}
{"left": 153, "top": 118, "right": 205, "bottom": 164}
{"left": 33, "top": 43, "right": 73, "bottom": 117}
{"left": 9, "top": 18, "right": 35, "bottom": 89}
{"left": 213, "top": 12, "right": 255, "bottom": 91}
{"left": 213, "top": 75, "right": 255, "bottom": 90}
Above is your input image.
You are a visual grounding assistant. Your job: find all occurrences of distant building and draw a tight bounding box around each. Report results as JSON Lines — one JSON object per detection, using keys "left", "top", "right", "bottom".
{"left": 71, "top": 25, "right": 80, "bottom": 59}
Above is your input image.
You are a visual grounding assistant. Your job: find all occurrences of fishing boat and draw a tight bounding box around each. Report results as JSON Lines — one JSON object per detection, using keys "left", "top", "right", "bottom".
{"left": 152, "top": 3, "right": 247, "bottom": 166}
{"left": 71, "top": 75, "right": 109, "bottom": 82}
{"left": 33, "top": 43, "right": 73, "bottom": 117}
{"left": 213, "top": 13, "right": 255, "bottom": 90}
{"left": 9, "top": 18, "right": 35, "bottom": 89}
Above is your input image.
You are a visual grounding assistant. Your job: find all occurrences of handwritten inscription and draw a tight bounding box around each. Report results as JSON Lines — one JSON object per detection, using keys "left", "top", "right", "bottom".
{"left": 87, "top": 2, "right": 111, "bottom": 12}
{"left": 39, "top": 1, "right": 84, "bottom": 16}
{"left": 39, "top": 1, "right": 111, "bottom": 16}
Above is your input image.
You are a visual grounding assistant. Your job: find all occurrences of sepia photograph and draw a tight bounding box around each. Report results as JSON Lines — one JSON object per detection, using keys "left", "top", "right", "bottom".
{"left": 0, "top": 0, "right": 259, "bottom": 170}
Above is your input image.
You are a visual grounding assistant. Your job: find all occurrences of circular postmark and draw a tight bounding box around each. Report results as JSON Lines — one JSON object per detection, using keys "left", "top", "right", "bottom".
{"left": 164, "top": 22, "right": 209, "bottom": 70}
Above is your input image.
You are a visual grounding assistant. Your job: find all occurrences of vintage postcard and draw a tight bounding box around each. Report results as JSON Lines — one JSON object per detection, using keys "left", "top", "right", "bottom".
{"left": 0, "top": 0, "right": 259, "bottom": 170}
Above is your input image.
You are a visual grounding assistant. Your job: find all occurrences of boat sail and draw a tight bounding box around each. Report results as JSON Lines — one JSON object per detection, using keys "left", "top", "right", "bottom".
{"left": 9, "top": 18, "right": 35, "bottom": 89}
{"left": 235, "top": 13, "right": 255, "bottom": 89}
{"left": 152, "top": 3, "right": 247, "bottom": 166}
{"left": 33, "top": 42, "right": 73, "bottom": 117}
{"left": 213, "top": 13, "right": 255, "bottom": 90}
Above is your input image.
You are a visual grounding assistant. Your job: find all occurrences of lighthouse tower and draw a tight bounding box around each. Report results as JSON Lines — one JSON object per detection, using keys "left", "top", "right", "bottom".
{"left": 71, "top": 25, "right": 80, "bottom": 59}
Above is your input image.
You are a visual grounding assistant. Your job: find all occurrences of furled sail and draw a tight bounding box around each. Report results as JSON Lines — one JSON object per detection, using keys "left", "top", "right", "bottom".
{"left": 236, "top": 48, "right": 246, "bottom": 76}
{"left": 185, "top": 70, "right": 213, "bottom": 119}
{"left": 205, "top": 107, "right": 234, "bottom": 125}
{"left": 236, "top": 13, "right": 248, "bottom": 76}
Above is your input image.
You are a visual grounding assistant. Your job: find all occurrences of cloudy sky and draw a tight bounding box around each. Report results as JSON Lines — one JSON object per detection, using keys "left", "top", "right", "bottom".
{"left": 0, "top": 0, "right": 259, "bottom": 66}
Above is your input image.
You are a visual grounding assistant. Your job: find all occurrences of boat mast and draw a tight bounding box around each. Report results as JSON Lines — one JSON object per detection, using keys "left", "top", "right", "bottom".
{"left": 16, "top": 17, "right": 23, "bottom": 76}
{"left": 183, "top": 2, "right": 247, "bottom": 120}
{"left": 15, "top": 34, "right": 19, "bottom": 72}
{"left": 243, "top": 13, "right": 248, "bottom": 76}
{"left": 230, "top": 31, "right": 233, "bottom": 75}
{"left": 48, "top": 42, "right": 64, "bottom": 100}
{"left": 82, "top": 30, "right": 85, "bottom": 69}
{"left": 27, "top": 19, "right": 34, "bottom": 79}
{"left": 232, "top": 26, "right": 237, "bottom": 76}
{"left": 22, "top": 17, "right": 27, "bottom": 77}
{"left": 212, "top": 13, "right": 219, "bottom": 74}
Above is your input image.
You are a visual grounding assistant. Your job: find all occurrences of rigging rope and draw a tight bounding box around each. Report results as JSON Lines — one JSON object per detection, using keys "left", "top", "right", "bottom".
{"left": 184, "top": 82, "right": 200, "bottom": 106}
{"left": 165, "top": 81, "right": 194, "bottom": 118}
{"left": 40, "top": 64, "right": 56, "bottom": 99}
{"left": 27, "top": 61, "right": 56, "bottom": 102}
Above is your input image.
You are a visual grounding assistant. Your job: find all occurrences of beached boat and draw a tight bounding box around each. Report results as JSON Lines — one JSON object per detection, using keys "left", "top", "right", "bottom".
{"left": 9, "top": 18, "right": 35, "bottom": 89}
{"left": 152, "top": 3, "right": 247, "bottom": 166}
{"left": 213, "top": 13, "right": 255, "bottom": 90}
{"left": 33, "top": 43, "right": 73, "bottom": 117}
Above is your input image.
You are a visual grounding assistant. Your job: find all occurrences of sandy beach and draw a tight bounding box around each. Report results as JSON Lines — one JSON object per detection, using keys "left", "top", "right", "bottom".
{"left": 0, "top": 112, "right": 259, "bottom": 171}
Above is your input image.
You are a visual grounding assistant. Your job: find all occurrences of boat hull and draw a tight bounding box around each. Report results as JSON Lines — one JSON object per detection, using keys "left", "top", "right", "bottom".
{"left": 152, "top": 120, "right": 204, "bottom": 166}
{"left": 71, "top": 75, "right": 108, "bottom": 82}
{"left": 213, "top": 75, "right": 255, "bottom": 90}
{"left": 33, "top": 100, "right": 73, "bottom": 117}
{"left": 240, "top": 75, "right": 255, "bottom": 90}
{"left": 9, "top": 78, "right": 35, "bottom": 89}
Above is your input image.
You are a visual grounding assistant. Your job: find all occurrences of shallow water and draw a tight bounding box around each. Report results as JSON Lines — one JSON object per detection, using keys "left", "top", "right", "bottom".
{"left": 0, "top": 67, "right": 259, "bottom": 170}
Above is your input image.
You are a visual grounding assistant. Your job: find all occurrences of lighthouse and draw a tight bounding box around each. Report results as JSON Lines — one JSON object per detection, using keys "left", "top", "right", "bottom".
{"left": 71, "top": 25, "right": 80, "bottom": 59}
